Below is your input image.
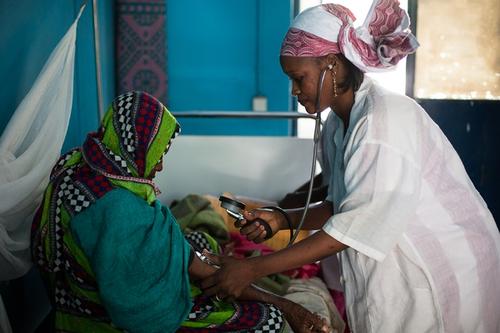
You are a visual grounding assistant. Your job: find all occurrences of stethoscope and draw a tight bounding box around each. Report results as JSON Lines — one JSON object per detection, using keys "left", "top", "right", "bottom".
{"left": 289, "top": 66, "right": 328, "bottom": 244}
{"left": 219, "top": 66, "right": 329, "bottom": 247}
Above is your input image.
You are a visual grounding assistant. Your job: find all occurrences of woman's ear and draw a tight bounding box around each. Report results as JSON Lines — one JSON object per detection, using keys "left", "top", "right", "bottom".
{"left": 325, "top": 53, "right": 338, "bottom": 68}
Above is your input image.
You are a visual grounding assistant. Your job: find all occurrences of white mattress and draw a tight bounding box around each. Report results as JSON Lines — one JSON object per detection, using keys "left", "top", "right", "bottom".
{"left": 156, "top": 135, "right": 317, "bottom": 205}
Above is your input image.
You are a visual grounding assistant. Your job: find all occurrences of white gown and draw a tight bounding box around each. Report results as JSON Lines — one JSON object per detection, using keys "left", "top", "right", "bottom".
{"left": 320, "top": 76, "right": 500, "bottom": 333}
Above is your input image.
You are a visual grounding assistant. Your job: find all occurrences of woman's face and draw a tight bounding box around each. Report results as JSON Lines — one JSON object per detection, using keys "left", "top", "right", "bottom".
{"left": 280, "top": 55, "right": 333, "bottom": 114}
{"left": 147, "top": 159, "right": 163, "bottom": 180}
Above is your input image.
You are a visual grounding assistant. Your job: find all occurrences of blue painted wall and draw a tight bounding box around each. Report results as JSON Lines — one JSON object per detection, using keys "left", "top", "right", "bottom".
{"left": 0, "top": 0, "right": 115, "bottom": 152}
{"left": 1, "top": 0, "right": 294, "bottom": 140}
{"left": 166, "top": 0, "right": 294, "bottom": 135}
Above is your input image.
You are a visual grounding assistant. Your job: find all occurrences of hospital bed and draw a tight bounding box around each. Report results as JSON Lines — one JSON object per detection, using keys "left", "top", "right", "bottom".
{"left": 158, "top": 135, "right": 315, "bottom": 205}
{"left": 157, "top": 112, "right": 318, "bottom": 249}
{"left": 158, "top": 111, "right": 317, "bottom": 206}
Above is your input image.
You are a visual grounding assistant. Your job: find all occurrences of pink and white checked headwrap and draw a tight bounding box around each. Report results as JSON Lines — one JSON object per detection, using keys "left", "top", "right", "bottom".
{"left": 280, "top": 0, "right": 419, "bottom": 72}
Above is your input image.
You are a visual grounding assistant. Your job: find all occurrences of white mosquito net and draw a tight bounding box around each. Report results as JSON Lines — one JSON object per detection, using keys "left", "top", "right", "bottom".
{"left": 0, "top": 5, "right": 85, "bottom": 331}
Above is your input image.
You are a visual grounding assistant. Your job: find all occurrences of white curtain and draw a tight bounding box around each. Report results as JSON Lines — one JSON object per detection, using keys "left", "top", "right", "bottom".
{"left": 0, "top": 5, "right": 85, "bottom": 331}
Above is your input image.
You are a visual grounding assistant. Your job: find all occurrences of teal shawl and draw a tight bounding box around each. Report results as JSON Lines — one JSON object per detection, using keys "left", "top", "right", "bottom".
{"left": 71, "top": 188, "right": 192, "bottom": 332}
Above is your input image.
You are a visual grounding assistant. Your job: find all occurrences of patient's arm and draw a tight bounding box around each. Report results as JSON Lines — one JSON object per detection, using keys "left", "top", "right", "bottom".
{"left": 188, "top": 254, "right": 330, "bottom": 333}
{"left": 188, "top": 251, "right": 218, "bottom": 280}
{"left": 238, "top": 284, "right": 330, "bottom": 333}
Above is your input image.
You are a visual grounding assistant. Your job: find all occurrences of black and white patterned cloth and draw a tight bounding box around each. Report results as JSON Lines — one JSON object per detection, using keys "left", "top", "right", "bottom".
{"left": 255, "top": 305, "right": 285, "bottom": 333}
{"left": 185, "top": 231, "right": 212, "bottom": 253}
{"left": 115, "top": 92, "right": 136, "bottom": 154}
{"left": 186, "top": 303, "right": 214, "bottom": 321}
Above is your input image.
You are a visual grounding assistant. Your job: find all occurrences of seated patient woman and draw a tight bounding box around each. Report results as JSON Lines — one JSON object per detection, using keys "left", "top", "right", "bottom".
{"left": 31, "top": 91, "right": 329, "bottom": 333}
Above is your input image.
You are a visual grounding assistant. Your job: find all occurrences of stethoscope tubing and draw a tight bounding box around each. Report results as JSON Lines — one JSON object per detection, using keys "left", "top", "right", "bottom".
{"left": 288, "top": 67, "right": 327, "bottom": 246}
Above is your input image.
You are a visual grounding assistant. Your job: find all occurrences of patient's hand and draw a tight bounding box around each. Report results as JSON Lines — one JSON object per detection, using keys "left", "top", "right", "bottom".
{"left": 237, "top": 283, "right": 332, "bottom": 333}
{"left": 280, "top": 300, "right": 331, "bottom": 333}
{"left": 238, "top": 209, "right": 284, "bottom": 243}
{"left": 193, "top": 251, "right": 331, "bottom": 332}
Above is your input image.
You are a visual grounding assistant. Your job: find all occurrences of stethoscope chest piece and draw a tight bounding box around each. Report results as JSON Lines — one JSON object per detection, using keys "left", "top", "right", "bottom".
{"left": 219, "top": 195, "right": 246, "bottom": 220}
{"left": 219, "top": 195, "right": 273, "bottom": 240}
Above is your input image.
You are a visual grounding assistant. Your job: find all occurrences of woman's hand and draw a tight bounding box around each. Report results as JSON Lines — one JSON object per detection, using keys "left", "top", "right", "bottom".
{"left": 237, "top": 209, "right": 286, "bottom": 243}
{"left": 200, "top": 252, "right": 259, "bottom": 300}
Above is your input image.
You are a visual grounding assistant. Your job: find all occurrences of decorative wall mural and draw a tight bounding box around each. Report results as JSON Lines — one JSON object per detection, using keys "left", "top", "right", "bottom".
{"left": 116, "top": 0, "right": 167, "bottom": 104}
